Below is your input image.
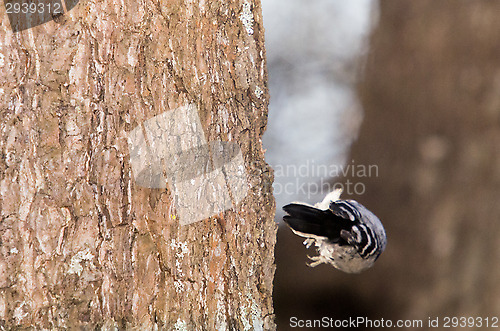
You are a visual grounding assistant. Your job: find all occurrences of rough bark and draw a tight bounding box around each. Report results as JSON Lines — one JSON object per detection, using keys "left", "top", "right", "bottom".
{"left": 0, "top": 0, "right": 276, "bottom": 329}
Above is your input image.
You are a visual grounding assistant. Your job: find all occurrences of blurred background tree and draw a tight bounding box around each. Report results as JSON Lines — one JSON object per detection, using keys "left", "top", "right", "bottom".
{"left": 273, "top": 0, "right": 500, "bottom": 329}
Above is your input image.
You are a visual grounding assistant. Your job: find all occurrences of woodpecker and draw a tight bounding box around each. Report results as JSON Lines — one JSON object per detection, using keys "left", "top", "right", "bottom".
{"left": 282, "top": 188, "right": 386, "bottom": 273}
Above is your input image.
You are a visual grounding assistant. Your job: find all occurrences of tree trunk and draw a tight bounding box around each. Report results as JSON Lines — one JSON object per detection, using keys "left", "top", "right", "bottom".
{"left": 0, "top": 0, "right": 276, "bottom": 329}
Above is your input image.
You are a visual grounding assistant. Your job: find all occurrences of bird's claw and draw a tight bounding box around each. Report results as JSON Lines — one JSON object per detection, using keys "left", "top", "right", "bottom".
{"left": 306, "top": 255, "right": 324, "bottom": 267}
{"left": 303, "top": 238, "right": 315, "bottom": 249}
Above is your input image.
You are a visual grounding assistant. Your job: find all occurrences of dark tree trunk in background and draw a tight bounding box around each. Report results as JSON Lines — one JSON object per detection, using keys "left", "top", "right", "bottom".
{"left": 351, "top": 0, "right": 500, "bottom": 321}
{"left": 0, "top": 0, "right": 276, "bottom": 329}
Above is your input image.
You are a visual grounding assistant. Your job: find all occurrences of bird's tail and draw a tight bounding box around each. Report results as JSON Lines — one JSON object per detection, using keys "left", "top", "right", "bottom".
{"left": 283, "top": 203, "right": 342, "bottom": 240}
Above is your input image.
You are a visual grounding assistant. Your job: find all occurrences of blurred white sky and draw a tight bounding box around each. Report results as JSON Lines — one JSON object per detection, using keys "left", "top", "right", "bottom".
{"left": 261, "top": 0, "right": 379, "bottom": 216}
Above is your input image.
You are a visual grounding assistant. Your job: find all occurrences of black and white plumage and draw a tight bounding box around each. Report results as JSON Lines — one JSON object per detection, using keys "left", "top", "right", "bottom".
{"left": 283, "top": 188, "right": 386, "bottom": 273}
